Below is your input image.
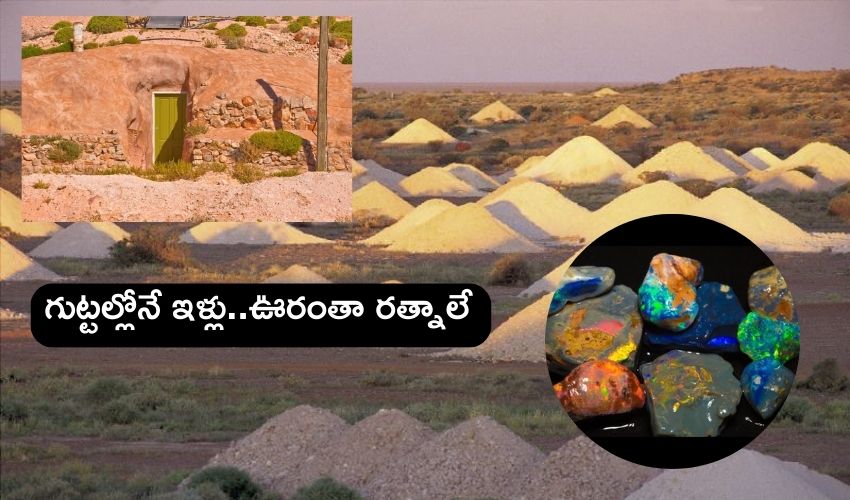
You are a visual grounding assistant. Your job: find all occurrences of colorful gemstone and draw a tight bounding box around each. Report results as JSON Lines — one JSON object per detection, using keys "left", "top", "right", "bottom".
{"left": 737, "top": 312, "right": 800, "bottom": 363}
{"left": 638, "top": 253, "right": 703, "bottom": 331}
{"left": 748, "top": 266, "right": 797, "bottom": 322}
{"left": 549, "top": 266, "right": 615, "bottom": 315}
{"left": 553, "top": 359, "right": 645, "bottom": 419}
{"left": 740, "top": 359, "right": 795, "bottom": 419}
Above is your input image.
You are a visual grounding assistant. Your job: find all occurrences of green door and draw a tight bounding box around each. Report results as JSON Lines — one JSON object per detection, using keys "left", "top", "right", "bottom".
{"left": 153, "top": 93, "right": 186, "bottom": 163}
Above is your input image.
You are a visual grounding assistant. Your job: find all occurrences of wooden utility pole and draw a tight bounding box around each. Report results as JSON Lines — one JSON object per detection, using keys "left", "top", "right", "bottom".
{"left": 317, "top": 16, "right": 329, "bottom": 172}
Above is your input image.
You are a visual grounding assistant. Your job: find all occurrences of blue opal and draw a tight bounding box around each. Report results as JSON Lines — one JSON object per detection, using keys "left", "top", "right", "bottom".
{"left": 645, "top": 282, "right": 745, "bottom": 352}
{"left": 741, "top": 358, "right": 795, "bottom": 419}
{"left": 548, "top": 266, "right": 615, "bottom": 316}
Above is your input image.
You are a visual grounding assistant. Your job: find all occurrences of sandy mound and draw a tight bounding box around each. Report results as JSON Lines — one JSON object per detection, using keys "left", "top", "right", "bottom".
{"left": 592, "top": 87, "right": 620, "bottom": 97}
{"left": 399, "top": 167, "right": 484, "bottom": 197}
{"left": 480, "top": 181, "right": 589, "bottom": 241}
{"left": 481, "top": 177, "right": 535, "bottom": 204}
{"left": 702, "top": 146, "right": 757, "bottom": 175}
{"left": 206, "top": 405, "right": 349, "bottom": 498}
{"left": 520, "top": 249, "right": 583, "bottom": 297}
{"left": 367, "top": 416, "right": 545, "bottom": 500}
{"left": 520, "top": 136, "right": 633, "bottom": 185}
{"left": 772, "top": 142, "right": 850, "bottom": 184}
{"left": 1, "top": 238, "right": 60, "bottom": 281}
{"left": 352, "top": 159, "right": 408, "bottom": 194}
{"left": 565, "top": 114, "right": 591, "bottom": 127}
{"left": 522, "top": 436, "right": 659, "bottom": 499}
{"left": 469, "top": 100, "right": 526, "bottom": 124}
{"left": 29, "top": 222, "right": 129, "bottom": 259}
{"left": 592, "top": 104, "right": 655, "bottom": 129}
{"left": 742, "top": 147, "right": 782, "bottom": 170}
{"left": 385, "top": 203, "right": 543, "bottom": 253}
{"left": 0, "top": 109, "right": 22, "bottom": 135}
{"left": 351, "top": 160, "right": 368, "bottom": 177}
{"left": 353, "top": 181, "right": 414, "bottom": 221}
{"left": 627, "top": 449, "right": 850, "bottom": 500}
{"left": 365, "top": 199, "right": 455, "bottom": 246}
{"left": 0, "top": 188, "right": 60, "bottom": 237}
{"left": 382, "top": 118, "right": 457, "bottom": 144}
{"left": 623, "top": 142, "right": 739, "bottom": 183}
{"left": 443, "top": 163, "right": 501, "bottom": 191}
{"left": 496, "top": 156, "right": 545, "bottom": 182}
{"left": 751, "top": 171, "right": 836, "bottom": 193}
{"left": 262, "top": 264, "right": 331, "bottom": 284}
{"left": 179, "top": 222, "right": 328, "bottom": 245}
{"left": 439, "top": 293, "right": 551, "bottom": 362}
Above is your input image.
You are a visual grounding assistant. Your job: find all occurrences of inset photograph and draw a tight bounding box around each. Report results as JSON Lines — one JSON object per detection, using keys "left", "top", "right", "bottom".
{"left": 19, "top": 16, "right": 352, "bottom": 222}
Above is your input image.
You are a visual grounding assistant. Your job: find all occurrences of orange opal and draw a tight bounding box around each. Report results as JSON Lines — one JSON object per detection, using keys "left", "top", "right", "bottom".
{"left": 554, "top": 360, "right": 646, "bottom": 418}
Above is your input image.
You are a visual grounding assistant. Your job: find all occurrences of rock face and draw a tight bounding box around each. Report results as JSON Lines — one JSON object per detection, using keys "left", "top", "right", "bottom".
{"left": 645, "top": 282, "right": 745, "bottom": 352}
{"left": 737, "top": 312, "right": 800, "bottom": 363}
{"left": 549, "top": 266, "right": 616, "bottom": 315}
{"left": 546, "top": 285, "right": 643, "bottom": 369}
{"left": 741, "top": 359, "right": 795, "bottom": 419}
{"left": 639, "top": 350, "right": 742, "bottom": 437}
{"left": 748, "top": 266, "right": 797, "bottom": 322}
{"left": 638, "top": 253, "right": 703, "bottom": 331}
{"left": 553, "top": 360, "right": 645, "bottom": 418}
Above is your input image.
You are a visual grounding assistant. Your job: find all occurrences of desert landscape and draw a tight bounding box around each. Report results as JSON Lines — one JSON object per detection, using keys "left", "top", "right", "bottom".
{"left": 2, "top": 60, "right": 850, "bottom": 498}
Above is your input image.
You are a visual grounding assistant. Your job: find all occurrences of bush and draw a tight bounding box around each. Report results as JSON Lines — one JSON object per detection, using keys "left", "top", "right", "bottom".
{"left": 776, "top": 395, "right": 812, "bottom": 423}
{"left": 203, "top": 22, "right": 218, "bottom": 30}
{"left": 834, "top": 71, "right": 850, "bottom": 90}
{"left": 22, "top": 44, "right": 44, "bottom": 59}
{"left": 96, "top": 399, "right": 139, "bottom": 425}
{"left": 291, "top": 477, "right": 362, "bottom": 500}
{"left": 287, "top": 22, "right": 303, "bottom": 33}
{"left": 249, "top": 130, "right": 302, "bottom": 156}
{"left": 231, "top": 163, "right": 265, "bottom": 184}
{"left": 83, "top": 377, "right": 133, "bottom": 404}
{"left": 235, "top": 16, "right": 266, "bottom": 27}
{"left": 217, "top": 24, "right": 247, "bottom": 38}
{"left": 203, "top": 38, "right": 218, "bottom": 48}
{"left": 637, "top": 170, "right": 669, "bottom": 184}
{"left": 83, "top": 42, "right": 99, "bottom": 49}
{"left": 676, "top": 179, "right": 718, "bottom": 198}
{"left": 827, "top": 193, "right": 850, "bottom": 222}
{"left": 354, "top": 108, "right": 377, "bottom": 121}
{"left": 488, "top": 254, "right": 532, "bottom": 286}
{"left": 296, "top": 16, "right": 313, "bottom": 25}
{"left": 340, "top": 50, "right": 352, "bottom": 65}
{"left": 235, "top": 140, "right": 262, "bottom": 163}
{"left": 798, "top": 358, "right": 849, "bottom": 392}
{"left": 0, "top": 398, "right": 28, "bottom": 423}
{"left": 54, "top": 26, "right": 74, "bottom": 43}
{"left": 44, "top": 42, "right": 73, "bottom": 54}
{"left": 486, "top": 138, "right": 510, "bottom": 152}
{"left": 427, "top": 140, "right": 444, "bottom": 152}
{"left": 188, "top": 467, "right": 263, "bottom": 500}
{"left": 121, "top": 35, "right": 141, "bottom": 44}
{"left": 110, "top": 227, "right": 191, "bottom": 268}
{"left": 47, "top": 138, "right": 82, "bottom": 163}
{"left": 222, "top": 36, "right": 244, "bottom": 50}
{"left": 52, "top": 20, "right": 72, "bottom": 30}
{"left": 282, "top": 16, "right": 293, "bottom": 21}
{"left": 448, "top": 125, "right": 466, "bottom": 137}
{"left": 86, "top": 16, "right": 127, "bottom": 34}
{"left": 329, "top": 20, "right": 353, "bottom": 44}
{"left": 185, "top": 122, "right": 209, "bottom": 137}
{"left": 265, "top": 18, "right": 278, "bottom": 25}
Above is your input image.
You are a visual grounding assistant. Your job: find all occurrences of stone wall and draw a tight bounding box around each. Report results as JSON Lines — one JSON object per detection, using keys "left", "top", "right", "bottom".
{"left": 21, "top": 130, "right": 128, "bottom": 174}
{"left": 192, "top": 92, "right": 318, "bottom": 132}
{"left": 191, "top": 138, "right": 352, "bottom": 173}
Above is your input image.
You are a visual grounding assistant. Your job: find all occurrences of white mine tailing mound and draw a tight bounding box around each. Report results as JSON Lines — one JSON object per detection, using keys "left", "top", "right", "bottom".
{"left": 479, "top": 177, "right": 534, "bottom": 204}
{"left": 627, "top": 449, "right": 850, "bottom": 500}
{"left": 29, "top": 222, "right": 129, "bottom": 259}
{"left": 750, "top": 170, "right": 836, "bottom": 194}
{"left": 771, "top": 142, "right": 850, "bottom": 184}
{"left": 0, "top": 108, "right": 22, "bottom": 135}
{"left": 0, "top": 188, "right": 61, "bottom": 237}
{"left": 592, "top": 87, "right": 620, "bottom": 97}
{"left": 179, "top": 222, "right": 328, "bottom": 245}
{"left": 399, "top": 167, "right": 485, "bottom": 197}
{"left": 468, "top": 100, "right": 526, "bottom": 124}
{"left": 384, "top": 203, "right": 543, "bottom": 254}
{"left": 1, "top": 238, "right": 60, "bottom": 281}
{"left": 520, "top": 135, "right": 633, "bottom": 185}
{"left": 496, "top": 156, "right": 546, "bottom": 182}
{"left": 591, "top": 104, "right": 655, "bottom": 129}
{"left": 351, "top": 160, "right": 368, "bottom": 177}
{"left": 352, "top": 159, "right": 408, "bottom": 194}
{"left": 520, "top": 248, "right": 583, "bottom": 297}
{"left": 364, "top": 199, "right": 456, "bottom": 246}
{"left": 443, "top": 163, "right": 501, "bottom": 191}
{"left": 262, "top": 265, "right": 330, "bottom": 284}
{"left": 382, "top": 118, "right": 457, "bottom": 144}
{"left": 353, "top": 181, "right": 414, "bottom": 221}
{"left": 480, "top": 181, "right": 589, "bottom": 242}
{"left": 702, "top": 146, "right": 757, "bottom": 176}
{"left": 742, "top": 147, "right": 783, "bottom": 170}
{"left": 623, "top": 141, "right": 739, "bottom": 184}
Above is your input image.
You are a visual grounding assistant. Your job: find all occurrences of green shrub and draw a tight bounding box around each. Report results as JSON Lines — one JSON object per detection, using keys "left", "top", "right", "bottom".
{"left": 222, "top": 36, "right": 244, "bottom": 49}
{"left": 235, "top": 16, "right": 266, "bottom": 27}
{"left": 341, "top": 50, "right": 352, "bottom": 65}
{"left": 121, "top": 35, "right": 141, "bottom": 44}
{"left": 203, "top": 38, "right": 219, "bottom": 48}
{"left": 488, "top": 254, "right": 532, "bottom": 286}
{"left": 330, "top": 19, "right": 352, "bottom": 44}
{"left": 203, "top": 22, "right": 218, "bottom": 30}
{"left": 22, "top": 45, "right": 45, "bottom": 59}
{"left": 0, "top": 398, "right": 28, "bottom": 423}
{"left": 86, "top": 16, "right": 127, "bottom": 34}
{"left": 296, "top": 16, "right": 313, "bottom": 25}
{"left": 287, "top": 22, "right": 303, "bottom": 33}
{"left": 185, "top": 122, "right": 209, "bottom": 137}
{"left": 291, "top": 477, "right": 362, "bottom": 500}
{"left": 44, "top": 42, "right": 73, "bottom": 54}
{"left": 282, "top": 16, "right": 293, "bottom": 21}
{"left": 83, "top": 377, "right": 133, "bottom": 404}
{"left": 96, "top": 399, "right": 139, "bottom": 425}
{"left": 217, "top": 23, "right": 247, "bottom": 38}
{"left": 271, "top": 169, "right": 300, "bottom": 177}
{"left": 776, "top": 395, "right": 812, "bottom": 423}
{"left": 231, "top": 163, "right": 265, "bottom": 184}
{"left": 47, "top": 138, "right": 82, "bottom": 163}
{"left": 54, "top": 26, "right": 74, "bottom": 43}
{"left": 105, "top": 39, "right": 122, "bottom": 47}
{"left": 188, "top": 467, "right": 262, "bottom": 500}
{"left": 110, "top": 227, "right": 191, "bottom": 268}
{"left": 83, "top": 42, "right": 100, "bottom": 49}
{"left": 249, "top": 130, "right": 303, "bottom": 156}
{"left": 52, "top": 20, "right": 72, "bottom": 30}
{"left": 265, "top": 18, "right": 278, "bottom": 24}
{"left": 798, "top": 358, "right": 849, "bottom": 392}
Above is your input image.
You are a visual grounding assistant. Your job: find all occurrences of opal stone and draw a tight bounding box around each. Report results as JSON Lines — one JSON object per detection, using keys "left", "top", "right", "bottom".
{"left": 737, "top": 312, "right": 800, "bottom": 363}
{"left": 546, "top": 285, "right": 643, "bottom": 369}
{"left": 741, "top": 359, "right": 795, "bottom": 419}
{"left": 645, "top": 282, "right": 745, "bottom": 352}
{"left": 549, "top": 266, "right": 616, "bottom": 315}
{"left": 638, "top": 253, "right": 704, "bottom": 331}
{"left": 748, "top": 266, "right": 797, "bottom": 322}
{"left": 639, "top": 350, "right": 742, "bottom": 437}
{"left": 553, "top": 359, "right": 645, "bottom": 419}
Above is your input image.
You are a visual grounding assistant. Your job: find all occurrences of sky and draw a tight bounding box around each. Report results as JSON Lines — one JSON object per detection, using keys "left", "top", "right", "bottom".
{"left": 2, "top": 0, "right": 849, "bottom": 84}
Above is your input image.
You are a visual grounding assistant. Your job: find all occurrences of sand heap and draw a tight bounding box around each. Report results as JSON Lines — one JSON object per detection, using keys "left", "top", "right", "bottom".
{"left": 29, "top": 222, "right": 129, "bottom": 259}
{"left": 353, "top": 181, "right": 414, "bottom": 221}
{"left": 520, "top": 135, "right": 633, "bottom": 185}
{"left": 439, "top": 293, "right": 552, "bottom": 362}
{"left": 399, "top": 167, "right": 485, "bottom": 197}
{"left": 592, "top": 87, "right": 620, "bottom": 97}
{"left": 480, "top": 181, "right": 589, "bottom": 242}
{"left": 702, "top": 146, "right": 757, "bottom": 176}
{"left": 623, "top": 141, "right": 739, "bottom": 184}
{"left": 0, "top": 108, "right": 22, "bottom": 135}
{"left": 443, "top": 163, "right": 501, "bottom": 191}
{"left": 0, "top": 188, "right": 61, "bottom": 237}
{"left": 496, "top": 156, "right": 546, "bottom": 182}
{"left": 591, "top": 104, "right": 655, "bottom": 129}
{"left": 368, "top": 416, "right": 545, "bottom": 500}
{"left": 384, "top": 203, "right": 543, "bottom": 253}
{"left": 742, "top": 147, "right": 782, "bottom": 170}
{"left": 565, "top": 114, "right": 591, "bottom": 127}
{"left": 468, "top": 100, "right": 526, "bottom": 124}
{"left": 365, "top": 199, "right": 456, "bottom": 246}
{"left": 382, "top": 118, "right": 457, "bottom": 144}
{"left": 262, "top": 265, "right": 331, "bottom": 284}
{"left": 179, "top": 222, "right": 328, "bottom": 245}
{"left": 352, "top": 159, "right": 408, "bottom": 194}
{"left": 772, "top": 142, "right": 850, "bottom": 185}
{"left": 627, "top": 449, "right": 850, "bottom": 500}
{"left": 751, "top": 171, "right": 836, "bottom": 194}
{"left": 1, "top": 238, "right": 60, "bottom": 281}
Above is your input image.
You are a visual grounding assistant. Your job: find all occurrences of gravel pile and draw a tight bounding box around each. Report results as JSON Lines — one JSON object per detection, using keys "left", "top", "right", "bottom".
{"left": 520, "top": 136, "right": 632, "bottom": 185}
{"left": 444, "top": 163, "right": 502, "bottom": 190}
{"left": 592, "top": 104, "right": 655, "bottom": 129}
{"left": 1, "top": 238, "right": 60, "bottom": 281}
{"left": 399, "top": 167, "right": 485, "bottom": 198}
{"left": 622, "top": 141, "right": 738, "bottom": 183}
{"left": 179, "top": 222, "right": 329, "bottom": 245}
{"left": 383, "top": 118, "right": 457, "bottom": 144}
{"left": 29, "top": 222, "right": 129, "bottom": 259}
{"left": 353, "top": 181, "right": 414, "bottom": 221}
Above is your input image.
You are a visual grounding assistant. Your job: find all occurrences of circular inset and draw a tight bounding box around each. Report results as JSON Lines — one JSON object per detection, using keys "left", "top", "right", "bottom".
{"left": 545, "top": 215, "right": 799, "bottom": 468}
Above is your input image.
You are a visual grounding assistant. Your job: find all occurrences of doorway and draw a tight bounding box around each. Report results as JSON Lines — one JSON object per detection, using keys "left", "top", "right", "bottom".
{"left": 153, "top": 93, "right": 186, "bottom": 164}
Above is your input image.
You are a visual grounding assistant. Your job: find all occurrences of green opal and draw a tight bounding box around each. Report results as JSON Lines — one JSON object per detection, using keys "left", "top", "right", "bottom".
{"left": 737, "top": 312, "right": 800, "bottom": 363}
